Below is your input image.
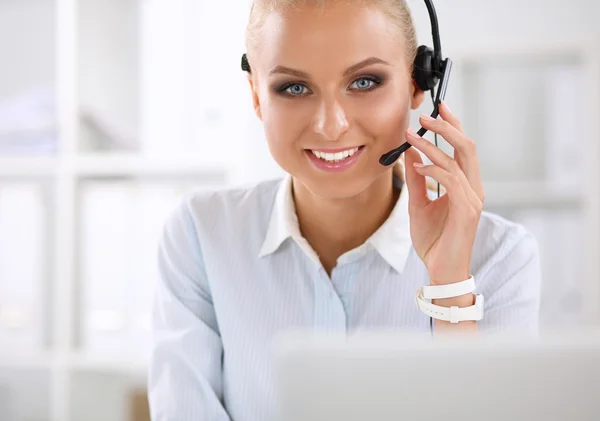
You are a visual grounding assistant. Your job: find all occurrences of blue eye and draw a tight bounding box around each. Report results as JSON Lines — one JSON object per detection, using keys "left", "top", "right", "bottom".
{"left": 276, "top": 75, "right": 383, "bottom": 98}
{"left": 283, "top": 83, "right": 309, "bottom": 96}
{"left": 351, "top": 76, "right": 382, "bottom": 91}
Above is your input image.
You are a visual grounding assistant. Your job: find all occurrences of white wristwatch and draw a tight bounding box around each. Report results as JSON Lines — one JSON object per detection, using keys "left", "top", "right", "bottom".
{"left": 416, "top": 288, "right": 484, "bottom": 324}
{"left": 421, "top": 276, "right": 476, "bottom": 300}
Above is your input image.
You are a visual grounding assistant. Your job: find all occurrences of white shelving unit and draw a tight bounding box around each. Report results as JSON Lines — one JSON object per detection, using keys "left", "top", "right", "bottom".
{"left": 1, "top": 1, "right": 239, "bottom": 420}
{"left": 0, "top": 1, "right": 598, "bottom": 420}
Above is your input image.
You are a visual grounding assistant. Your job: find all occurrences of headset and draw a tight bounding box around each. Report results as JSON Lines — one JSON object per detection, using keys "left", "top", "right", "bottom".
{"left": 240, "top": 0, "right": 452, "bottom": 168}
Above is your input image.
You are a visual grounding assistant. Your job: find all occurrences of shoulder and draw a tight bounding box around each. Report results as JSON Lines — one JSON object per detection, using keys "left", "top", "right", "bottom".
{"left": 472, "top": 210, "right": 540, "bottom": 279}
{"left": 472, "top": 211, "right": 542, "bottom": 332}
{"left": 163, "top": 177, "right": 283, "bottom": 244}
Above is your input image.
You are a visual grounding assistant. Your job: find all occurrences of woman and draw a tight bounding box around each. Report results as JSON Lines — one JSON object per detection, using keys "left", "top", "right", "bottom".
{"left": 148, "top": 1, "right": 541, "bottom": 420}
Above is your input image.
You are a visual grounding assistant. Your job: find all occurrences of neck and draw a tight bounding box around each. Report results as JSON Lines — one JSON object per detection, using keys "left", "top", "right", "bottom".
{"left": 292, "top": 172, "right": 400, "bottom": 275}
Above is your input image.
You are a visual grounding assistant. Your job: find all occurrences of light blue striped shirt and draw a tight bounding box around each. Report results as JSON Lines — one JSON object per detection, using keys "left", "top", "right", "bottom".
{"left": 148, "top": 174, "right": 541, "bottom": 421}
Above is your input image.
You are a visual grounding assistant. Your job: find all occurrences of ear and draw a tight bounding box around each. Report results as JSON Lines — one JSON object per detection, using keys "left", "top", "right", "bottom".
{"left": 247, "top": 74, "right": 262, "bottom": 120}
{"left": 410, "top": 79, "right": 425, "bottom": 110}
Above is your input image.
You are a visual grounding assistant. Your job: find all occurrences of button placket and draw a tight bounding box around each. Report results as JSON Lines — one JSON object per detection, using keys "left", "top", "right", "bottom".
{"left": 313, "top": 267, "right": 346, "bottom": 332}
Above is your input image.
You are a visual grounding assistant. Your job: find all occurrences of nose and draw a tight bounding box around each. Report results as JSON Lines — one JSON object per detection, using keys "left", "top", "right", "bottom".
{"left": 312, "top": 97, "right": 349, "bottom": 141}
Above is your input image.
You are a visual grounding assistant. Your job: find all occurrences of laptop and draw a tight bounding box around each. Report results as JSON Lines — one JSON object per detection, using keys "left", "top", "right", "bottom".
{"left": 273, "top": 329, "right": 600, "bottom": 421}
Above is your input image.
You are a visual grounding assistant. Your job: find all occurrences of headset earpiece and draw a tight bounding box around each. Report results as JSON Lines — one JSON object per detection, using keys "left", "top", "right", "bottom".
{"left": 413, "top": 45, "right": 439, "bottom": 92}
{"left": 241, "top": 54, "right": 251, "bottom": 73}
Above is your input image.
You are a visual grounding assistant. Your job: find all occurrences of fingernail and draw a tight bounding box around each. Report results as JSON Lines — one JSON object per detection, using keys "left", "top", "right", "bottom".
{"left": 420, "top": 113, "right": 436, "bottom": 121}
{"left": 442, "top": 100, "right": 452, "bottom": 113}
{"left": 406, "top": 127, "right": 419, "bottom": 138}
{"left": 413, "top": 162, "right": 426, "bottom": 168}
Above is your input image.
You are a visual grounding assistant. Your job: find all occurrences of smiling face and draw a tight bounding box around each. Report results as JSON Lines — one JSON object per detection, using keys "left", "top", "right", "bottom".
{"left": 247, "top": 1, "right": 424, "bottom": 199}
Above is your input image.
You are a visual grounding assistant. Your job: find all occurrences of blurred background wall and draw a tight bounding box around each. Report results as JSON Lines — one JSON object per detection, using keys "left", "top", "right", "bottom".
{"left": 0, "top": 0, "right": 598, "bottom": 420}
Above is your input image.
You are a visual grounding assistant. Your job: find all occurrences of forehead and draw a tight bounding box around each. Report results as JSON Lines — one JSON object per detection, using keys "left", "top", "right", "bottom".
{"left": 257, "top": 3, "right": 407, "bottom": 74}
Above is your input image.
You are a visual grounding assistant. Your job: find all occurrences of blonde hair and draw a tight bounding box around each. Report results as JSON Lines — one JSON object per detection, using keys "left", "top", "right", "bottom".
{"left": 246, "top": 0, "right": 439, "bottom": 192}
{"left": 245, "top": 0, "right": 418, "bottom": 70}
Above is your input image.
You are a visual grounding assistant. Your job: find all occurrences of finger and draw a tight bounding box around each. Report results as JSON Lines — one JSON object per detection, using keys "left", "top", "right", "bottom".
{"left": 419, "top": 111, "right": 475, "bottom": 171}
{"left": 420, "top": 106, "right": 484, "bottom": 201}
{"left": 407, "top": 125, "right": 484, "bottom": 203}
{"left": 438, "top": 101, "right": 485, "bottom": 201}
{"left": 438, "top": 101, "right": 464, "bottom": 132}
{"left": 413, "top": 163, "right": 473, "bottom": 213}
{"left": 406, "top": 127, "right": 457, "bottom": 174}
{"left": 411, "top": 150, "right": 482, "bottom": 213}
{"left": 403, "top": 145, "right": 430, "bottom": 208}
{"left": 420, "top": 108, "right": 470, "bottom": 155}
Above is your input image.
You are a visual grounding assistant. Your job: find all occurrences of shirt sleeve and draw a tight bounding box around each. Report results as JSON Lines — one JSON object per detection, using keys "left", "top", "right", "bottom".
{"left": 477, "top": 228, "right": 542, "bottom": 333}
{"left": 148, "top": 197, "right": 231, "bottom": 421}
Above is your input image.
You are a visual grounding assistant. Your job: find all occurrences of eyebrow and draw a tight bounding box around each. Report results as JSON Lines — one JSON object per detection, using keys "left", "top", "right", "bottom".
{"left": 269, "top": 57, "right": 391, "bottom": 78}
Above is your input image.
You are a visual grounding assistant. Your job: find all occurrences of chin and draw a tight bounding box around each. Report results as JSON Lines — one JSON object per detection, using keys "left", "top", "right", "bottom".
{"left": 301, "top": 177, "right": 371, "bottom": 200}
{"left": 295, "top": 166, "right": 388, "bottom": 201}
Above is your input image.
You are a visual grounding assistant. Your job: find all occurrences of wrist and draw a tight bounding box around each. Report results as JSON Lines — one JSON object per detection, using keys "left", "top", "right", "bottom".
{"left": 431, "top": 293, "right": 479, "bottom": 331}
{"left": 428, "top": 269, "right": 471, "bottom": 286}
{"left": 415, "top": 278, "right": 483, "bottom": 328}
{"left": 432, "top": 293, "right": 475, "bottom": 309}
{"left": 426, "top": 270, "right": 476, "bottom": 308}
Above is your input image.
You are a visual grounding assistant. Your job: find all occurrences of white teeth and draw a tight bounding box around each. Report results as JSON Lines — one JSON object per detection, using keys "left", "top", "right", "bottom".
{"left": 310, "top": 147, "right": 360, "bottom": 162}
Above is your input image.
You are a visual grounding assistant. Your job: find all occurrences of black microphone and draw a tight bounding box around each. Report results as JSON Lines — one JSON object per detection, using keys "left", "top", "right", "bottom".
{"left": 379, "top": 125, "right": 430, "bottom": 166}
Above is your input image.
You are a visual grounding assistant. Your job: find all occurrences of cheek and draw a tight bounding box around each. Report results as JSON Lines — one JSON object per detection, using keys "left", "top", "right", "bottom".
{"left": 259, "top": 94, "right": 312, "bottom": 171}
{"left": 261, "top": 94, "right": 311, "bottom": 146}
{"left": 362, "top": 88, "right": 411, "bottom": 141}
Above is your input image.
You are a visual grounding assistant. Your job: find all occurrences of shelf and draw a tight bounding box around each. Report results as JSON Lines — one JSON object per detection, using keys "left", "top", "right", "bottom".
{"left": 0, "top": 352, "right": 54, "bottom": 370}
{"left": 0, "top": 153, "right": 231, "bottom": 180}
{"left": 0, "top": 352, "right": 151, "bottom": 375}
{"left": 0, "top": 156, "right": 57, "bottom": 177}
{"left": 73, "top": 153, "right": 230, "bottom": 179}
{"left": 67, "top": 353, "right": 148, "bottom": 375}
{"left": 483, "top": 181, "right": 583, "bottom": 209}
{"left": 0, "top": 352, "right": 150, "bottom": 374}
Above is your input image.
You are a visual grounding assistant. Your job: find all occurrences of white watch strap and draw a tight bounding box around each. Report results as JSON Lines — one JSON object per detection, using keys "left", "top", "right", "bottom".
{"left": 421, "top": 275, "right": 475, "bottom": 300}
{"left": 416, "top": 289, "right": 484, "bottom": 323}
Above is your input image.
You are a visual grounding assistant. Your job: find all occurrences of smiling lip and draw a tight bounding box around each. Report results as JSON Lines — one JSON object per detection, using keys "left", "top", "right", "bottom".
{"left": 305, "top": 146, "right": 365, "bottom": 173}
{"left": 308, "top": 146, "right": 364, "bottom": 153}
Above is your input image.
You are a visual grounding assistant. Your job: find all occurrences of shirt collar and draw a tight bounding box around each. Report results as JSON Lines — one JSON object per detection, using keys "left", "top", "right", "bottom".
{"left": 366, "top": 176, "right": 412, "bottom": 274}
{"left": 258, "top": 173, "right": 412, "bottom": 274}
{"left": 259, "top": 174, "right": 320, "bottom": 262}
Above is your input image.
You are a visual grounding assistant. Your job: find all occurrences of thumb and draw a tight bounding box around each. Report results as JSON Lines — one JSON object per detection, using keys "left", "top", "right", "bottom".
{"left": 403, "top": 144, "right": 430, "bottom": 208}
